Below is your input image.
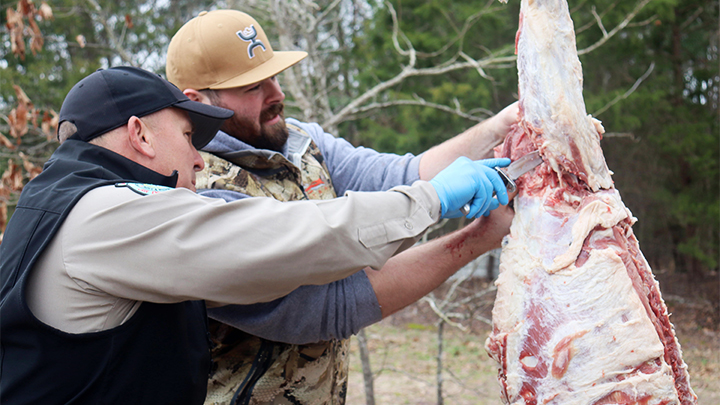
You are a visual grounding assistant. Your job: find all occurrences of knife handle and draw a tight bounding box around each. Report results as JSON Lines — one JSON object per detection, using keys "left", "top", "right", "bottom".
{"left": 460, "top": 167, "right": 517, "bottom": 216}
{"left": 495, "top": 167, "right": 517, "bottom": 194}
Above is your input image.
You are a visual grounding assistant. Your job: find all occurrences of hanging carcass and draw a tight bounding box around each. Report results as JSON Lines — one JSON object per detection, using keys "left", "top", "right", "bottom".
{"left": 485, "top": 1, "right": 697, "bottom": 404}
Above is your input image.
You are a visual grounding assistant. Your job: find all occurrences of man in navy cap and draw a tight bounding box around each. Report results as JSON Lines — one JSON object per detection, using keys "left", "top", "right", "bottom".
{"left": 0, "top": 66, "right": 510, "bottom": 403}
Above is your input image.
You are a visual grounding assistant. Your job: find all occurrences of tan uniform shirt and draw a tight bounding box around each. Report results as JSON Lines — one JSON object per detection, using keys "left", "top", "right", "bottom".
{"left": 26, "top": 181, "right": 440, "bottom": 333}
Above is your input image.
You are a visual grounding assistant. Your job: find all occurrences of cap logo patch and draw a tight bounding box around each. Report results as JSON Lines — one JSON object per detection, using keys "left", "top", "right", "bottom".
{"left": 236, "top": 25, "right": 266, "bottom": 59}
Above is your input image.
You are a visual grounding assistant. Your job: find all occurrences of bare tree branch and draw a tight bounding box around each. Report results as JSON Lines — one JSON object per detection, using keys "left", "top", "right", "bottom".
{"left": 459, "top": 52, "right": 493, "bottom": 81}
{"left": 348, "top": 97, "right": 493, "bottom": 123}
{"left": 325, "top": 0, "right": 654, "bottom": 130}
{"left": 234, "top": 0, "right": 656, "bottom": 139}
{"left": 453, "top": 285, "right": 497, "bottom": 307}
{"left": 593, "top": 62, "right": 655, "bottom": 116}
{"left": 322, "top": 55, "right": 516, "bottom": 129}
{"left": 312, "top": 0, "right": 343, "bottom": 32}
{"left": 321, "top": 1, "right": 518, "bottom": 131}
{"left": 474, "top": 314, "right": 493, "bottom": 326}
{"left": 577, "top": 0, "right": 654, "bottom": 55}
{"left": 602, "top": 132, "right": 639, "bottom": 141}
{"left": 415, "top": 4, "right": 502, "bottom": 59}
{"left": 591, "top": 6, "right": 609, "bottom": 37}
{"left": 575, "top": 0, "right": 620, "bottom": 34}
{"left": 387, "top": 1, "right": 416, "bottom": 63}
{"left": 84, "top": 0, "right": 137, "bottom": 65}
{"left": 421, "top": 297, "right": 467, "bottom": 330}
{"left": 626, "top": 14, "right": 659, "bottom": 28}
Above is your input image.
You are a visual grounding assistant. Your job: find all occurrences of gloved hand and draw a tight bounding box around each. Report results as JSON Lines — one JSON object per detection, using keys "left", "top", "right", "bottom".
{"left": 429, "top": 157, "right": 511, "bottom": 219}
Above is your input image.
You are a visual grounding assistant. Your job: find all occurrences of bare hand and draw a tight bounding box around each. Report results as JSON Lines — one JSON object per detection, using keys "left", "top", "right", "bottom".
{"left": 491, "top": 101, "right": 520, "bottom": 138}
{"left": 466, "top": 203, "right": 514, "bottom": 250}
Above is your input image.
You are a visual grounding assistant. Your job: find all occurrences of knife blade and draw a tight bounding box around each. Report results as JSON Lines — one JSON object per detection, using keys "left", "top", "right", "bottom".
{"left": 460, "top": 150, "right": 543, "bottom": 215}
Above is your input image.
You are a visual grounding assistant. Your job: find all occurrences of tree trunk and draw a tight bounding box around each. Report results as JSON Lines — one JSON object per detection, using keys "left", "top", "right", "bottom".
{"left": 356, "top": 329, "right": 375, "bottom": 405}
{"left": 671, "top": 9, "right": 684, "bottom": 106}
{"left": 486, "top": 251, "right": 496, "bottom": 282}
{"left": 436, "top": 321, "right": 445, "bottom": 405}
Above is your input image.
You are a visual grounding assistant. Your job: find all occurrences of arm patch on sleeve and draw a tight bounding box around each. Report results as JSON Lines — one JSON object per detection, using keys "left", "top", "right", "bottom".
{"left": 115, "top": 182, "right": 173, "bottom": 196}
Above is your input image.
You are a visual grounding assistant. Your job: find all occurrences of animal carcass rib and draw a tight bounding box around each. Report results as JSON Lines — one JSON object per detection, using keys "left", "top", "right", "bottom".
{"left": 484, "top": 1, "right": 697, "bottom": 404}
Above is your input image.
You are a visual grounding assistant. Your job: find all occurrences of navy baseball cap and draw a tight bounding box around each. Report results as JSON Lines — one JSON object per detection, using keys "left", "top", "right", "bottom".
{"left": 58, "top": 66, "right": 233, "bottom": 149}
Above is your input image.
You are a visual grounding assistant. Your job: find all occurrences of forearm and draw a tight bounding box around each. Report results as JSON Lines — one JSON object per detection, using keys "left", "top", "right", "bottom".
{"left": 66, "top": 183, "right": 440, "bottom": 306}
{"left": 418, "top": 102, "right": 519, "bottom": 180}
{"left": 207, "top": 271, "right": 381, "bottom": 344}
{"left": 367, "top": 205, "right": 514, "bottom": 318}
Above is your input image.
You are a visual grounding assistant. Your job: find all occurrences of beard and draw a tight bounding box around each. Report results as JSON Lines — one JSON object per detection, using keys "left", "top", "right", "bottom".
{"left": 219, "top": 102, "right": 289, "bottom": 152}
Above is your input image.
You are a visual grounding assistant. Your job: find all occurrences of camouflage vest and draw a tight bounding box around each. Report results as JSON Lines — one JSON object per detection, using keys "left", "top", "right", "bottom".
{"left": 199, "top": 124, "right": 350, "bottom": 405}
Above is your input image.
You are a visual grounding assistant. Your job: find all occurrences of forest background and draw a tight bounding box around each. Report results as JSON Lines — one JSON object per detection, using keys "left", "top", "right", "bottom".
{"left": 1, "top": 0, "right": 718, "bottom": 403}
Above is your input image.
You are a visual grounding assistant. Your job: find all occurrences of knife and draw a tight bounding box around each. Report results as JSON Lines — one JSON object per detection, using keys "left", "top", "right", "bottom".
{"left": 460, "top": 150, "right": 543, "bottom": 215}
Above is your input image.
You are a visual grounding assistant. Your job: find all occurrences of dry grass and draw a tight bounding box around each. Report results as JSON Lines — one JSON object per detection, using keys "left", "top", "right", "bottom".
{"left": 346, "top": 275, "right": 720, "bottom": 404}
{"left": 347, "top": 321, "right": 504, "bottom": 405}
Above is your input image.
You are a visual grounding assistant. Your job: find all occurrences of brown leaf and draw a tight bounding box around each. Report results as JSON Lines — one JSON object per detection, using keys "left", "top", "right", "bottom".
{"left": 125, "top": 14, "right": 134, "bottom": 29}
{"left": 76, "top": 34, "right": 86, "bottom": 48}
{"left": 0, "top": 180, "right": 9, "bottom": 198}
{"left": 41, "top": 109, "right": 59, "bottom": 140}
{"left": 19, "top": 152, "right": 42, "bottom": 180}
{"left": 10, "top": 29, "right": 26, "bottom": 60}
{"left": 0, "top": 201, "right": 7, "bottom": 239}
{"left": 38, "top": 2, "right": 53, "bottom": 20}
{"left": 8, "top": 107, "right": 29, "bottom": 140}
{"left": 18, "top": 0, "right": 35, "bottom": 17}
{"left": 0, "top": 132, "right": 16, "bottom": 150}
{"left": 1, "top": 160, "right": 25, "bottom": 193}
{"left": 0, "top": 158, "right": 11, "bottom": 201}
{"left": 8, "top": 86, "right": 32, "bottom": 141}
{"left": 13, "top": 85, "right": 32, "bottom": 105}
{"left": 28, "top": 17, "right": 44, "bottom": 55}
{"left": 7, "top": 9, "right": 26, "bottom": 60}
{"left": 29, "top": 107, "right": 40, "bottom": 128}
{"left": 6, "top": 7, "right": 22, "bottom": 26}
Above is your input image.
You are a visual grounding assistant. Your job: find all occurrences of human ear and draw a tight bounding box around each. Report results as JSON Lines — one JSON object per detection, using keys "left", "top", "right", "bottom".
{"left": 127, "top": 116, "right": 156, "bottom": 159}
{"left": 184, "top": 89, "right": 212, "bottom": 105}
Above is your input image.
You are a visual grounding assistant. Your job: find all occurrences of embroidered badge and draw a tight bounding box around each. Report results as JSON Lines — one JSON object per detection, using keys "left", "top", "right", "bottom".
{"left": 116, "top": 182, "right": 173, "bottom": 196}
{"left": 236, "top": 25, "right": 266, "bottom": 58}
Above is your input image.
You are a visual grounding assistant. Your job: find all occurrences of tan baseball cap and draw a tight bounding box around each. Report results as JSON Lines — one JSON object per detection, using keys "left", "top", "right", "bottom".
{"left": 166, "top": 10, "right": 307, "bottom": 91}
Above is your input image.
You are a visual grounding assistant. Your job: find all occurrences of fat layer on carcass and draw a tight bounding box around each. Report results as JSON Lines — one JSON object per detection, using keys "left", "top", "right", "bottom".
{"left": 485, "top": 1, "right": 697, "bottom": 404}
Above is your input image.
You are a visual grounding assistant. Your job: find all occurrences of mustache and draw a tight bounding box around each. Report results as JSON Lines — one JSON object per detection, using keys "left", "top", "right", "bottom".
{"left": 260, "top": 103, "right": 284, "bottom": 122}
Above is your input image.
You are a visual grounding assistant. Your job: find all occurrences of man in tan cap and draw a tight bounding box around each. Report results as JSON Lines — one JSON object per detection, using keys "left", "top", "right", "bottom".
{"left": 167, "top": 9, "right": 518, "bottom": 405}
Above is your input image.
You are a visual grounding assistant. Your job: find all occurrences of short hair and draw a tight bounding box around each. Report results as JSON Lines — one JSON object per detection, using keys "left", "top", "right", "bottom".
{"left": 57, "top": 121, "right": 78, "bottom": 143}
{"left": 199, "top": 89, "right": 221, "bottom": 106}
{"left": 59, "top": 121, "right": 112, "bottom": 146}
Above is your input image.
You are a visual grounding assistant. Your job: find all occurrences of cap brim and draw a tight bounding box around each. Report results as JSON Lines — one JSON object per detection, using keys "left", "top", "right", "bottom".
{"left": 209, "top": 51, "right": 308, "bottom": 90}
{"left": 173, "top": 100, "right": 234, "bottom": 149}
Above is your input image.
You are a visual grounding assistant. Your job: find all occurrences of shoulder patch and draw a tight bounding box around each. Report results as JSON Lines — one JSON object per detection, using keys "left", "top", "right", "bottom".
{"left": 115, "top": 182, "right": 173, "bottom": 196}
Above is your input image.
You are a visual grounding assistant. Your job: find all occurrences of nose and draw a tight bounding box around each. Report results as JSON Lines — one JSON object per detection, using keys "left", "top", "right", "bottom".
{"left": 264, "top": 77, "right": 285, "bottom": 105}
{"left": 193, "top": 148, "right": 205, "bottom": 172}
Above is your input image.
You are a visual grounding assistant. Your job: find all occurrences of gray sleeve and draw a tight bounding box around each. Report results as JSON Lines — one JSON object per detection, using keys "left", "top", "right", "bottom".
{"left": 198, "top": 186, "right": 383, "bottom": 344}
{"left": 208, "top": 270, "right": 382, "bottom": 344}
{"left": 287, "top": 118, "right": 422, "bottom": 194}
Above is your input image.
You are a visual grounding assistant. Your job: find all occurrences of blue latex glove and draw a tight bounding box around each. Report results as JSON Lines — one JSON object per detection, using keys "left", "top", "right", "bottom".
{"left": 429, "top": 157, "right": 511, "bottom": 219}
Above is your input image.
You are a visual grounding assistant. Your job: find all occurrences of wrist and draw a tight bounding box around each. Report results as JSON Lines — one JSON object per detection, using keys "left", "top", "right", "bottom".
{"left": 428, "top": 178, "right": 448, "bottom": 217}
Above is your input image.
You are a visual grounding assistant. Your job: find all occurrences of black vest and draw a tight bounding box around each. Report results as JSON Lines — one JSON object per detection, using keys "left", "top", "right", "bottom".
{"left": 0, "top": 140, "right": 211, "bottom": 404}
